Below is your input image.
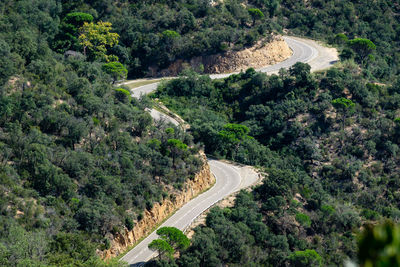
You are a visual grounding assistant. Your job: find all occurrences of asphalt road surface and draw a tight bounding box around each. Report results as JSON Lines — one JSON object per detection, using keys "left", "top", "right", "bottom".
{"left": 125, "top": 36, "right": 338, "bottom": 98}
{"left": 120, "top": 36, "right": 337, "bottom": 266}
{"left": 120, "top": 160, "right": 258, "bottom": 266}
{"left": 146, "top": 108, "right": 179, "bottom": 126}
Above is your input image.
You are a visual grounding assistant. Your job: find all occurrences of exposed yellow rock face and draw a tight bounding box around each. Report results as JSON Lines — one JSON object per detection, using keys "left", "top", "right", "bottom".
{"left": 150, "top": 35, "right": 292, "bottom": 77}
{"left": 101, "top": 152, "right": 214, "bottom": 259}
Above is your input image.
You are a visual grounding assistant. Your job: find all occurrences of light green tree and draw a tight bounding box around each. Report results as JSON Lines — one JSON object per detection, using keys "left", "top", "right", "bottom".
{"left": 332, "top": 97, "right": 355, "bottom": 129}
{"left": 332, "top": 97, "right": 355, "bottom": 148}
{"left": 78, "top": 21, "right": 119, "bottom": 62}
{"left": 334, "top": 33, "right": 348, "bottom": 45}
{"left": 102, "top": 62, "right": 127, "bottom": 84}
{"left": 218, "top": 123, "right": 251, "bottom": 160}
{"left": 248, "top": 8, "right": 264, "bottom": 26}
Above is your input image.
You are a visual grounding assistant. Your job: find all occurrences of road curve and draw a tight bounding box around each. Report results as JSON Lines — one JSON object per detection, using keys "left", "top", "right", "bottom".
{"left": 120, "top": 36, "right": 337, "bottom": 266}
{"left": 146, "top": 108, "right": 179, "bottom": 126}
{"left": 120, "top": 160, "right": 257, "bottom": 266}
{"left": 126, "top": 36, "right": 338, "bottom": 98}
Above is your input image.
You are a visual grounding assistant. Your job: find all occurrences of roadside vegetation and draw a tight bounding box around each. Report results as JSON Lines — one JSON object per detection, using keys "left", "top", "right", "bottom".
{"left": 153, "top": 1, "right": 400, "bottom": 265}
{"left": 153, "top": 63, "right": 400, "bottom": 266}
{"left": 149, "top": 1, "right": 400, "bottom": 264}
{"left": 0, "top": 1, "right": 202, "bottom": 266}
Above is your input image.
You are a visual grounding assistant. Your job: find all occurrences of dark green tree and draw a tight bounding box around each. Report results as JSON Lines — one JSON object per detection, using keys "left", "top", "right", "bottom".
{"left": 148, "top": 239, "right": 174, "bottom": 261}
{"left": 288, "top": 249, "right": 323, "bottom": 267}
{"left": 52, "top": 12, "right": 94, "bottom": 53}
{"left": 347, "top": 38, "right": 376, "bottom": 65}
{"left": 166, "top": 139, "right": 188, "bottom": 168}
{"left": 156, "top": 227, "right": 190, "bottom": 251}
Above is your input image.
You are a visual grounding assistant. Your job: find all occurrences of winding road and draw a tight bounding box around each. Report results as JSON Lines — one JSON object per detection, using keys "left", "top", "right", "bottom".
{"left": 120, "top": 36, "right": 338, "bottom": 266}
{"left": 121, "top": 161, "right": 258, "bottom": 266}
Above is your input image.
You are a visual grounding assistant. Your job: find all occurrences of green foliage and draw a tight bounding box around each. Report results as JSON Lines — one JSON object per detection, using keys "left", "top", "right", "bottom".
{"left": 157, "top": 63, "right": 400, "bottom": 265}
{"left": 2, "top": 0, "right": 400, "bottom": 265}
{"left": 167, "top": 139, "right": 188, "bottom": 167}
{"left": 218, "top": 123, "right": 250, "bottom": 144}
{"left": 49, "top": 232, "right": 96, "bottom": 264}
{"left": 358, "top": 221, "right": 400, "bottom": 267}
{"left": 217, "top": 123, "right": 252, "bottom": 159}
{"left": 165, "top": 127, "right": 175, "bottom": 135}
{"left": 102, "top": 62, "right": 128, "bottom": 83}
{"left": 156, "top": 227, "right": 190, "bottom": 250}
{"left": 162, "top": 30, "right": 181, "bottom": 39}
{"left": 0, "top": 2, "right": 202, "bottom": 265}
{"left": 348, "top": 38, "right": 376, "bottom": 64}
{"left": 78, "top": 21, "right": 120, "bottom": 61}
{"left": 167, "top": 139, "right": 188, "bottom": 151}
{"left": 334, "top": 33, "right": 348, "bottom": 45}
{"left": 148, "top": 239, "right": 174, "bottom": 260}
{"left": 52, "top": 12, "right": 94, "bottom": 53}
{"left": 332, "top": 97, "right": 355, "bottom": 110}
{"left": 64, "top": 12, "right": 94, "bottom": 25}
{"left": 288, "top": 249, "right": 323, "bottom": 266}
{"left": 248, "top": 8, "right": 264, "bottom": 25}
{"left": 114, "top": 88, "right": 131, "bottom": 103}
{"left": 295, "top": 213, "right": 311, "bottom": 228}
{"left": 0, "top": 38, "right": 16, "bottom": 86}
{"left": 280, "top": 0, "right": 399, "bottom": 80}
{"left": 125, "top": 217, "right": 134, "bottom": 231}
{"left": 149, "top": 227, "right": 189, "bottom": 261}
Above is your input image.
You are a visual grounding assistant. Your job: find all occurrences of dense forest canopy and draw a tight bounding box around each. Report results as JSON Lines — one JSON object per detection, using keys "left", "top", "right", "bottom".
{"left": 152, "top": 1, "right": 400, "bottom": 260}
{"left": 1, "top": 0, "right": 399, "bottom": 80}
{"left": 0, "top": 1, "right": 203, "bottom": 266}
{"left": 153, "top": 62, "right": 400, "bottom": 266}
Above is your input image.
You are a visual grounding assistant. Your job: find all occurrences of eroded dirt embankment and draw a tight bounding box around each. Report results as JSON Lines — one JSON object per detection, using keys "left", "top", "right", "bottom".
{"left": 150, "top": 35, "right": 292, "bottom": 77}
{"left": 101, "top": 152, "right": 214, "bottom": 259}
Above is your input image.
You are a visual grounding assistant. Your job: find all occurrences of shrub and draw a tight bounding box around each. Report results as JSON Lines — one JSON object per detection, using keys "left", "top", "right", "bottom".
{"left": 114, "top": 88, "right": 131, "bottom": 103}
{"left": 296, "top": 212, "right": 311, "bottom": 228}
{"left": 125, "top": 217, "right": 134, "bottom": 231}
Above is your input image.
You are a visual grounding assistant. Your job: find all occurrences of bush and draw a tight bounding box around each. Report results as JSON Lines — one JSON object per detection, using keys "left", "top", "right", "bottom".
{"left": 114, "top": 88, "right": 131, "bottom": 103}
{"left": 125, "top": 217, "right": 134, "bottom": 231}
{"left": 295, "top": 212, "right": 311, "bottom": 228}
{"left": 289, "top": 249, "right": 323, "bottom": 266}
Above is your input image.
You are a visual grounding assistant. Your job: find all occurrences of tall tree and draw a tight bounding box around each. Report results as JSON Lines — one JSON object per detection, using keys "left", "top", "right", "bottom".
{"left": 78, "top": 21, "right": 119, "bottom": 62}
{"left": 52, "top": 12, "right": 93, "bottom": 53}
{"left": 148, "top": 227, "right": 189, "bottom": 261}
{"left": 102, "top": 62, "right": 128, "bottom": 84}
{"left": 156, "top": 227, "right": 190, "bottom": 251}
{"left": 248, "top": 8, "right": 264, "bottom": 26}
{"left": 332, "top": 97, "right": 355, "bottom": 129}
{"left": 148, "top": 239, "right": 174, "bottom": 261}
{"left": 218, "top": 123, "right": 251, "bottom": 160}
{"left": 347, "top": 38, "right": 376, "bottom": 65}
{"left": 166, "top": 139, "right": 187, "bottom": 168}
